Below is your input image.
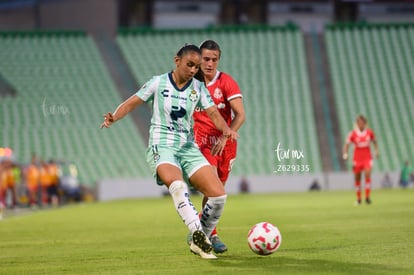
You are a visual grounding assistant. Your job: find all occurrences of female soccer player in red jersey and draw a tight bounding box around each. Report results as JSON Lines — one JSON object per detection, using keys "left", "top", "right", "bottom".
{"left": 193, "top": 40, "right": 246, "bottom": 252}
{"left": 343, "top": 115, "right": 379, "bottom": 205}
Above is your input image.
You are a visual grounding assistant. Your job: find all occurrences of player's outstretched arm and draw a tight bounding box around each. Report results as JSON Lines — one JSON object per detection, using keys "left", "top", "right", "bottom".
{"left": 100, "top": 95, "right": 144, "bottom": 128}
{"left": 205, "top": 106, "right": 239, "bottom": 141}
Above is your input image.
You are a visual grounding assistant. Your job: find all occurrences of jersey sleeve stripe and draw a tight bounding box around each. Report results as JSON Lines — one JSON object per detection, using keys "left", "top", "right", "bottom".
{"left": 227, "top": 94, "right": 243, "bottom": 101}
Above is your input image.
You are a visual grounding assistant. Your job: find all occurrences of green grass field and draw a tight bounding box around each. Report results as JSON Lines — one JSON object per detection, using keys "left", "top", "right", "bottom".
{"left": 1, "top": 189, "right": 414, "bottom": 274}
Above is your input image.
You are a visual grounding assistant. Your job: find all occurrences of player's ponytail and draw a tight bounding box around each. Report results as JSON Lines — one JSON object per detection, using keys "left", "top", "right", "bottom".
{"left": 194, "top": 68, "right": 205, "bottom": 83}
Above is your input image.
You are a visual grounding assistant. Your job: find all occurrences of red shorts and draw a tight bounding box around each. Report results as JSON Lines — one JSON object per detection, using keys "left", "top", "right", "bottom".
{"left": 353, "top": 159, "right": 373, "bottom": 174}
{"left": 199, "top": 140, "right": 237, "bottom": 183}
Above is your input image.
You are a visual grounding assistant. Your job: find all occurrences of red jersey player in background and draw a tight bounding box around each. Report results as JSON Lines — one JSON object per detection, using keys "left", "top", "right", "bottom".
{"left": 343, "top": 115, "right": 379, "bottom": 205}
{"left": 192, "top": 40, "right": 246, "bottom": 253}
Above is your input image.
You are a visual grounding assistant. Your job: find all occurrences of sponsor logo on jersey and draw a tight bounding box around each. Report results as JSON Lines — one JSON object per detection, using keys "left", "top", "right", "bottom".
{"left": 161, "top": 89, "right": 169, "bottom": 97}
{"left": 170, "top": 106, "right": 187, "bottom": 121}
{"left": 189, "top": 90, "right": 198, "bottom": 102}
{"left": 167, "top": 125, "right": 189, "bottom": 133}
{"left": 162, "top": 89, "right": 187, "bottom": 100}
{"left": 213, "top": 88, "right": 223, "bottom": 99}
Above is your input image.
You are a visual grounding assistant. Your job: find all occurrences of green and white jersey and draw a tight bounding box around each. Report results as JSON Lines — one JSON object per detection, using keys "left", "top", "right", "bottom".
{"left": 136, "top": 72, "right": 214, "bottom": 147}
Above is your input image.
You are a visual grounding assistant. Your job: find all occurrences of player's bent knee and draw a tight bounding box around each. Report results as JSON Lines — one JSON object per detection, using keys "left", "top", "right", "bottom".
{"left": 156, "top": 164, "right": 184, "bottom": 187}
{"left": 203, "top": 180, "right": 226, "bottom": 197}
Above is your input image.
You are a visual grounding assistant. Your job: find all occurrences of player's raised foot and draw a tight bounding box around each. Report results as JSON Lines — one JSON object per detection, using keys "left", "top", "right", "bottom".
{"left": 211, "top": 235, "right": 228, "bottom": 254}
{"left": 354, "top": 199, "right": 361, "bottom": 206}
{"left": 365, "top": 198, "right": 372, "bottom": 205}
{"left": 190, "top": 230, "right": 216, "bottom": 259}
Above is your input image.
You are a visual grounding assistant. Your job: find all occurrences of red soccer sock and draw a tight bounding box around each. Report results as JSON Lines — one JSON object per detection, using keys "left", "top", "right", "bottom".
{"left": 211, "top": 227, "right": 218, "bottom": 237}
{"left": 365, "top": 178, "right": 371, "bottom": 199}
{"left": 355, "top": 181, "right": 361, "bottom": 201}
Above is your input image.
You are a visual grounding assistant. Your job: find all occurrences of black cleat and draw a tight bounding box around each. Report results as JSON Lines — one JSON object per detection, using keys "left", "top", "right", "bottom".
{"left": 365, "top": 198, "right": 372, "bottom": 205}
{"left": 192, "top": 230, "right": 213, "bottom": 253}
{"left": 190, "top": 230, "right": 216, "bottom": 259}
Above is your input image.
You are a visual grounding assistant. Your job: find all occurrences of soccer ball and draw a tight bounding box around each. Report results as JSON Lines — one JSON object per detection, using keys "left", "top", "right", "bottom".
{"left": 247, "top": 222, "right": 282, "bottom": 255}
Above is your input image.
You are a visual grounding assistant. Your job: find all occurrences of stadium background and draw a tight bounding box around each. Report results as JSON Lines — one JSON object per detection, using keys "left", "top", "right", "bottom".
{"left": 0, "top": 0, "right": 413, "bottom": 200}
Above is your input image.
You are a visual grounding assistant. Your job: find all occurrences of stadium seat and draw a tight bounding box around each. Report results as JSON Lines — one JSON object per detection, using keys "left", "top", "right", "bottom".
{"left": 325, "top": 23, "right": 414, "bottom": 172}
{"left": 0, "top": 31, "right": 150, "bottom": 185}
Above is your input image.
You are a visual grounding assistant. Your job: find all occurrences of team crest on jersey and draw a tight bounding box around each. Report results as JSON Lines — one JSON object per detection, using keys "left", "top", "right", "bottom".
{"left": 189, "top": 90, "right": 198, "bottom": 102}
{"left": 213, "top": 88, "right": 223, "bottom": 99}
{"left": 153, "top": 153, "right": 160, "bottom": 162}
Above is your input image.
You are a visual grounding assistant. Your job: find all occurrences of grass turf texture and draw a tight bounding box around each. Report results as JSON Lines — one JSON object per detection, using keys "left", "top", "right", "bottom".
{"left": 1, "top": 189, "right": 413, "bottom": 274}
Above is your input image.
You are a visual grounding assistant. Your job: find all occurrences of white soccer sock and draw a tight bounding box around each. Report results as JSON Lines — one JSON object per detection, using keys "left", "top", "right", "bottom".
{"left": 200, "top": 195, "right": 227, "bottom": 238}
{"left": 169, "top": 180, "right": 201, "bottom": 233}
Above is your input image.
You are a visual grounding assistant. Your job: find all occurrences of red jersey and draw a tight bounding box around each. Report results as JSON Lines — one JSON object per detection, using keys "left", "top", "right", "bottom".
{"left": 193, "top": 71, "right": 242, "bottom": 145}
{"left": 346, "top": 128, "right": 376, "bottom": 161}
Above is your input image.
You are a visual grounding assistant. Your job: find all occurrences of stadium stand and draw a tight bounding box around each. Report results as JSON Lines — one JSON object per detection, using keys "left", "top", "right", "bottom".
{"left": 325, "top": 23, "right": 414, "bottom": 172}
{"left": 0, "top": 31, "right": 151, "bottom": 185}
{"left": 117, "top": 26, "right": 323, "bottom": 175}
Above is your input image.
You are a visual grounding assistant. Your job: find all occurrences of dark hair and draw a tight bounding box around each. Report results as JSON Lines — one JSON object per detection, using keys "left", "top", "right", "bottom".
{"left": 356, "top": 114, "right": 367, "bottom": 123}
{"left": 199, "top": 40, "right": 221, "bottom": 58}
{"left": 193, "top": 68, "right": 205, "bottom": 83}
{"left": 176, "top": 43, "right": 201, "bottom": 58}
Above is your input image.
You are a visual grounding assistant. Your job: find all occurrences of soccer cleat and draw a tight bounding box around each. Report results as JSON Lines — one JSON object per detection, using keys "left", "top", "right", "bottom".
{"left": 186, "top": 232, "right": 192, "bottom": 246}
{"left": 190, "top": 242, "right": 217, "bottom": 259}
{"left": 189, "top": 230, "right": 216, "bottom": 259}
{"left": 354, "top": 200, "right": 361, "bottom": 206}
{"left": 211, "top": 235, "right": 228, "bottom": 254}
{"left": 365, "top": 198, "right": 372, "bottom": 205}
{"left": 192, "top": 230, "right": 213, "bottom": 253}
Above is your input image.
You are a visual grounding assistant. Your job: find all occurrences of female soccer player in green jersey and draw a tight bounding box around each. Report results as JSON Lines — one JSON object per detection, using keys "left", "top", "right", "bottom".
{"left": 100, "top": 44, "right": 238, "bottom": 259}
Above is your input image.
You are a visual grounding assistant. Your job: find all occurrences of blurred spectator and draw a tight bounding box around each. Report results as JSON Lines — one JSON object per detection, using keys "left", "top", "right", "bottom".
{"left": 381, "top": 173, "right": 393, "bottom": 189}
{"left": 239, "top": 176, "right": 250, "bottom": 193}
{"left": 399, "top": 160, "right": 412, "bottom": 188}
{"left": 11, "top": 162, "right": 22, "bottom": 186}
{"left": 309, "top": 179, "right": 321, "bottom": 191}
{"left": 11, "top": 163, "right": 24, "bottom": 205}
{"left": 0, "top": 160, "right": 17, "bottom": 208}
{"left": 0, "top": 161, "right": 5, "bottom": 218}
{"left": 39, "top": 160, "right": 53, "bottom": 206}
{"left": 25, "top": 154, "right": 40, "bottom": 207}
{"left": 47, "top": 160, "right": 60, "bottom": 207}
